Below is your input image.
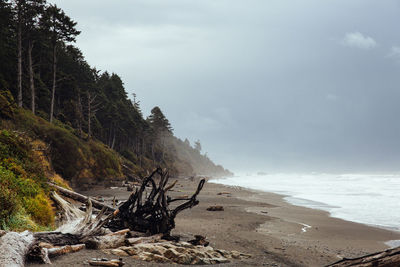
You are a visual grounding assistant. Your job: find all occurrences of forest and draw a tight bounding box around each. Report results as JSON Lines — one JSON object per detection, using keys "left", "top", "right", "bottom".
{"left": 0, "top": 0, "right": 231, "bottom": 230}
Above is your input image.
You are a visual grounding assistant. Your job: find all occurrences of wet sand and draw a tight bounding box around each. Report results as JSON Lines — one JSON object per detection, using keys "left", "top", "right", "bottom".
{"left": 30, "top": 178, "right": 400, "bottom": 267}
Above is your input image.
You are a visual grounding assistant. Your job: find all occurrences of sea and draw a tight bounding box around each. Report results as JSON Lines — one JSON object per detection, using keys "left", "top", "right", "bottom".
{"left": 212, "top": 173, "right": 400, "bottom": 233}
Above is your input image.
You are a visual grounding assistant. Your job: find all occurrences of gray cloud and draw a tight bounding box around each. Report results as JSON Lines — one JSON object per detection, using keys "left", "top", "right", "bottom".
{"left": 50, "top": 0, "right": 400, "bottom": 173}
{"left": 341, "top": 32, "right": 377, "bottom": 50}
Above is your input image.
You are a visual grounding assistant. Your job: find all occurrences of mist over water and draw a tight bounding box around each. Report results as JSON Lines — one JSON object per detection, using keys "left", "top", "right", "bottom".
{"left": 213, "top": 173, "right": 400, "bottom": 231}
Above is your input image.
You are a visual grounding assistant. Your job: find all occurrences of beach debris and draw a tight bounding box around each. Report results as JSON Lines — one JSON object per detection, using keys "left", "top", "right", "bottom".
{"left": 104, "top": 241, "right": 251, "bottom": 264}
{"left": 47, "top": 182, "right": 114, "bottom": 212}
{"left": 217, "top": 192, "right": 231, "bottom": 195}
{"left": 5, "top": 168, "right": 206, "bottom": 266}
{"left": 207, "top": 205, "right": 224, "bottom": 211}
{"left": 107, "top": 168, "right": 205, "bottom": 236}
{"left": 327, "top": 246, "right": 400, "bottom": 267}
{"left": 85, "top": 235, "right": 127, "bottom": 249}
{"left": 0, "top": 231, "right": 34, "bottom": 267}
{"left": 188, "top": 235, "right": 209, "bottom": 246}
{"left": 88, "top": 258, "right": 125, "bottom": 267}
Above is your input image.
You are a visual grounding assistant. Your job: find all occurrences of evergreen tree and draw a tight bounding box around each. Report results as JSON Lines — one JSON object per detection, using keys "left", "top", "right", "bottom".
{"left": 194, "top": 140, "right": 202, "bottom": 153}
{"left": 40, "top": 4, "right": 80, "bottom": 123}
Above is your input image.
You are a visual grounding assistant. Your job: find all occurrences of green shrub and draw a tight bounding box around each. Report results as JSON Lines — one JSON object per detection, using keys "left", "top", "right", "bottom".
{"left": 0, "top": 182, "right": 19, "bottom": 225}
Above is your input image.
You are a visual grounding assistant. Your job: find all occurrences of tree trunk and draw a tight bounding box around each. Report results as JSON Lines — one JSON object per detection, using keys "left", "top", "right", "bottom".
{"left": 88, "top": 92, "right": 91, "bottom": 138}
{"left": 0, "top": 231, "right": 34, "bottom": 267}
{"left": 49, "top": 44, "right": 56, "bottom": 123}
{"left": 78, "top": 94, "right": 83, "bottom": 137}
{"left": 327, "top": 246, "right": 400, "bottom": 267}
{"left": 17, "top": 5, "right": 23, "bottom": 108}
{"left": 28, "top": 40, "right": 35, "bottom": 114}
{"left": 47, "top": 182, "right": 115, "bottom": 212}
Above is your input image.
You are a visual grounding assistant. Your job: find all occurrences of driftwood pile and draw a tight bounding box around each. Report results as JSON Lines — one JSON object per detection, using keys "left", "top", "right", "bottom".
{"left": 104, "top": 238, "right": 251, "bottom": 264}
{"left": 0, "top": 168, "right": 210, "bottom": 266}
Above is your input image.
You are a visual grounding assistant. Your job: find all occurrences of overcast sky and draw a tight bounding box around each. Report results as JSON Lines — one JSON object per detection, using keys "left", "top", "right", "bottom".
{"left": 50, "top": 0, "right": 400, "bottom": 173}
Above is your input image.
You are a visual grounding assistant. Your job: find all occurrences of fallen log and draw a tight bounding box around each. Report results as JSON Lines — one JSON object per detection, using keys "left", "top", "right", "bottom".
{"left": 33, "top": 232, "right": 81, "bottom": 246}
{"left": 126, "top": 234, "right": 163, "bottom": 245}
{"left": 327, "top": 246, "right": 400, "bottom": 267}
{"left": 85, "top": 235, "right": 127, "bottom": 249}
{"left": 88, "top": 258, "right": 124, "bottom": 267}
{"left": 48, "top": 182, "right": 115, "bottom": 212}
{"left": 0, "top": 231, "right": 34, "bottom": 267}
{"left": 48, "top": 244, "right": 85, "bottom": 257}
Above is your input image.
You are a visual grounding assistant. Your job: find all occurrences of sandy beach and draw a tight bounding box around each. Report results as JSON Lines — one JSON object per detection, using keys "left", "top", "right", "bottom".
{"left": 29, "top": 178, "right": 400, "bottom": 267}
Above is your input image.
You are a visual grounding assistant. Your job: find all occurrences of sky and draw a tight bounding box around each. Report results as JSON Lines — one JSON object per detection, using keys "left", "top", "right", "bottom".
{"left": 50, "top": 0, "right": 400, "bottom": 173}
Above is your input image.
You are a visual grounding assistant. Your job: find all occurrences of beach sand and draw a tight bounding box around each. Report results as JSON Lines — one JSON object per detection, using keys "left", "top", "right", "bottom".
{"left": 29, "top": 178, "right": 400, "bottom": 267}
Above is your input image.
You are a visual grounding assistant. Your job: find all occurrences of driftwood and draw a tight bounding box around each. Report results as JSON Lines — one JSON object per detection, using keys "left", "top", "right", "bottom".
{"left": 327, "top": 246, "right": 400, "bottom": 267}
{"left": 188, "top": 235, "right": 209, "bottom": 246}
{"left": 88, "top": 258, "right": 124, "bottom": 267}
{"left": 0, "top": 168, "right": 205, "bottom": 266}
{"left": 107, "top": 168, "right": 205, "bottom": 235}
{"left": 0, "top": 231, "right": 34, "bottom": 267}
{"left": 48, "top": 183, "right": 115, "bottom": 212}
{"left": 207, "top": 205, "right": 224, "bottom": 211}
{"left": 48, "top": 244, "right": 85, "bottom": 257}
{"left": 85, "top": 235, "right": 126, "bottom": 249}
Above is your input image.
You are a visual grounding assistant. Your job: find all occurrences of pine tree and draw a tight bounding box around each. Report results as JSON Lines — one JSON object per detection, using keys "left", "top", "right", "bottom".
{"left": 41, "top": 4, "right": 80, "bottom": 123}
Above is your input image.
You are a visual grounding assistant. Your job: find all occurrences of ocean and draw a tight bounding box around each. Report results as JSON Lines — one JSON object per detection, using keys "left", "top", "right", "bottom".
{"left": 212, "top": 173, "right": 400, "bottom": 232}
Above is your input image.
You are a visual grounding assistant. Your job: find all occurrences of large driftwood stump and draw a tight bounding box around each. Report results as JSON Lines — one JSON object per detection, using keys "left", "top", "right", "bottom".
{"left": 107, "top": 168, "right": 205, "bottom": 235}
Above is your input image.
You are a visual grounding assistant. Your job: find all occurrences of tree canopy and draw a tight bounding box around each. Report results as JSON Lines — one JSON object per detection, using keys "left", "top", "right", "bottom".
{"left": 0, "top": 0, "right": 232, "bottom": 178}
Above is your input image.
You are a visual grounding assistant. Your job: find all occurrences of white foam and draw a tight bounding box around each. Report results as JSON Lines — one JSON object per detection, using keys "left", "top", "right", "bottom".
{"left": 385, "top": 240, "right": 400, "bottom": 248}
{"left": 300, "top": 223, "right": 312, "bottom": 233}
{"left": 212, "top": 173, "right": 400, "bottom": 232}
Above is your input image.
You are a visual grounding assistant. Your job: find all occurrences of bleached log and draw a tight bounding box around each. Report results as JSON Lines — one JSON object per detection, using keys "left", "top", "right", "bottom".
{"left": 47, "top": 244, "right": 85, "bottom": 257}
{"left": 126, "top": 234, "right": 163, "bottom": 245}
{"left": 328, "top": 246, "right": 400, "bottom": 267}
{"left": 106, "top": 229, "right": 129, "bottom": 236}
{"left": 85, "top": 235, "right": 126, "bottom": 249}
{"left": 88, "top": 259, "right": 124, "bottom": 267}
{"left": 48, "top": 182, "right": 115, "bottom": 212}
{"left": 0, "top": 231, "right": 34, "bottom": 267}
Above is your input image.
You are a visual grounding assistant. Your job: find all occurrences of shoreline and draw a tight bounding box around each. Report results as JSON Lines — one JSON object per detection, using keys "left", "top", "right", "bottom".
{"left": 210, "top": 179, "right": 400, "bottom": 245}
{"left": 29, "top": 177, "right": 400, "bottom": 267}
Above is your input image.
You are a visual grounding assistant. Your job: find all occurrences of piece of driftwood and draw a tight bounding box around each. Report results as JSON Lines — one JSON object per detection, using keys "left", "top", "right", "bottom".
{"left": 33, "top": 232, "right": 81, "bottom": 246}
{"left": 0, "top": 231, "right": 34, "bottom": 267}
{"left": 327, "top": 246, "right": 400, "bottom": 267}
{"left": 106, "top": 229, "right": 130, "bottom": 236}
{"left": 48, "top": 183, "right": 115, "bottom": 212}
{"left": 107, "top": 167, "right": 205, "bottom": 235}
{"left": 126, "top": 234, "right": 163, "bottom": 245}
{"left": 88, "top": 258, "right": 124, "bottom": 267}
{"left": 85, "top": 235, "right": 126, "bottom": 249}
{"left": 207, "top": 205, "right": 224, "bottom": 211}
{"left": 48, "top": 244, "right": 85, "bottom": 257}
{"left": 188, "top": 235, "right": 209, "bottom": 246}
